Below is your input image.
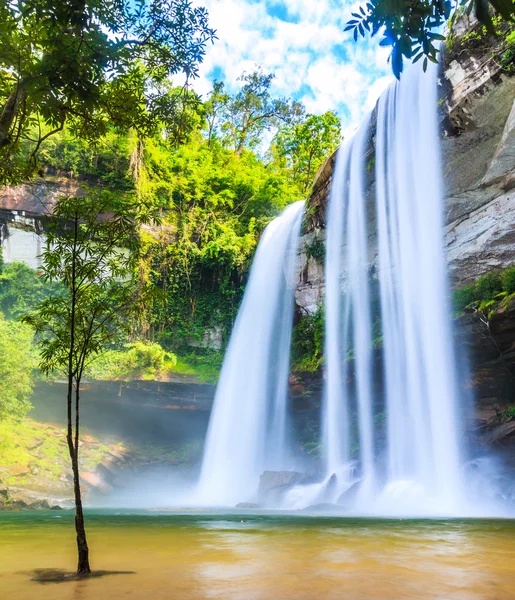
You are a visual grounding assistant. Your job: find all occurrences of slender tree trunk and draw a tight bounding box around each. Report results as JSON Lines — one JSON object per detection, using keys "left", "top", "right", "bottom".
{"left": 74, "top": 380, "right": 90, "bottom": 574}
{"left": 65, "top": 213, "right": 91, "bottom": 575}
{"left": 65, "top": 381, "right": 90, "bottom": 573}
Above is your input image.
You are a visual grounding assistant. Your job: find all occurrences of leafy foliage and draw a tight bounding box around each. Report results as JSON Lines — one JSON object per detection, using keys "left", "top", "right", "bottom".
{"left": 87, "top": 341, "right": 177, "bottom": 380}
{"left": 5, "top": 66, "right": 343, "bottom": 377}
{"left": 501, "top": 266, "right": 515, "bottom": 294}
{"left": 291, "top": 307, "right": 325, "bottom": 372}
{"left": 0, "top": 0, "right": 215, "bottom": 183}
{"left": 0, "top": 260, "right": 62, "bottom": 319}
{"left": 133, "top": 131, "right": 302, "bottom": 348}
{"left": 22, "top": 193, "right": 152, "bottom": 377}
{"left": 475, "top": 272, "right": 503, "bottom": 301}
{"left": 21, "top": 192, "right": 157, "bottom": 573}
{"left": 214, "top": 70, "right": 303, "bottom": 155}
{"left": 501, "top": 406, "right": 515, "bottom": 421}
{"left": 500, "top": 29, "right": 515, "bottom": 70}
{"left": 39, "top": 128, "right": 134, "bottom": 188}
{"left": 304, "top": 236, "right": 326, "bottom": 265}
{"left": 452, "top": 266, "right": 515, "bottom": 314}
{"left": 0, "top": 314, "right": 35, "bottom": 420}
{"left": 345, "top": 0, "right": 515, "bottom": 78}
{"left": 273, "top": 111, "right": 341, "bottom": 193}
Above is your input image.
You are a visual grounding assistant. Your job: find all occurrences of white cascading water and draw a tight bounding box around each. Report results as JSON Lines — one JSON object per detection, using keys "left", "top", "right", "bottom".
{"left": 374, "top": 61, "right": 462, "bottom": 513}
{"left": 195, "top": 200, "right": 305, "bottom": 506}
{"left": 320, "top": 60, "right": 464, "bottom": 514}
{"left": 323, "top": 115, "right": 376, "bottom": 495}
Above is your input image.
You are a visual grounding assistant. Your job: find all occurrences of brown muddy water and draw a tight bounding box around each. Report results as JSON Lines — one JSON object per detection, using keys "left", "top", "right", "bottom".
{"left": 1, "top": 511, "right": 515, "bottom": 599}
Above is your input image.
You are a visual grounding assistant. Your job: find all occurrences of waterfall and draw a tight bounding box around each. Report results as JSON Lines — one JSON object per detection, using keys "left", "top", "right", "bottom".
{"left": 195, "top": 200, "right": 305, "bottom": 506}
{"left": 322, "top": 60, "right": 464, "bottom": 514}
{"left": 323, "top": 116, "right": 375, "bottom": 491}
{"left": 195, "top": 59, "right": 468, "bottom": 515}
{"left": 374, "top": 61, "right": 462, "bottom": 512}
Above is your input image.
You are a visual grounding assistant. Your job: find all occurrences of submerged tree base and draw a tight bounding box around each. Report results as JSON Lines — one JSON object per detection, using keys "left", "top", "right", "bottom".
{"left": 30, "top": 569, "right": 135, "bottom": 583}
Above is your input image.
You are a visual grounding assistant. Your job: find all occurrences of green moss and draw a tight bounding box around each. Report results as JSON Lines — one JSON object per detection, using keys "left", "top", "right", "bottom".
{"left": 0, "top": 419, "right": 110, "bottom": 486}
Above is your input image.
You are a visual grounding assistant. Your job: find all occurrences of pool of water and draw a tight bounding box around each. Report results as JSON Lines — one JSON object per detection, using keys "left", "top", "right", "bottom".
{"left": 1, "top": 511, "right": 515, "bottom": 599}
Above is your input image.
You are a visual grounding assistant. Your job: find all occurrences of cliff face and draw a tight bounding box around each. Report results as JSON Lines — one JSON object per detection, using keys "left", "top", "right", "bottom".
{"left": 296, "top": 22, "right": 515, "bottom": 313}
{"left": 294, "top": 20, "right": 515, "bottom": 438}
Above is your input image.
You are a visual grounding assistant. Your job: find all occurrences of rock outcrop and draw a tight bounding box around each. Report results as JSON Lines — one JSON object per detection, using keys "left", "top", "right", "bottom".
{"left": 294, "top": 20, "right": 515, "bottom": 431}
{"left": 257, "top": 470, "right": 312, "bottom": 505}
{"left": 296, "top": 20, "right": 515, "bottom": 312}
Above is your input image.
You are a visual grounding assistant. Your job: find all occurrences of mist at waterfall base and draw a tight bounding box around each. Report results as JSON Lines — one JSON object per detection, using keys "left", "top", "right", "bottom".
{"left": 183, "top": 59, "right": 511, "bottom": 518}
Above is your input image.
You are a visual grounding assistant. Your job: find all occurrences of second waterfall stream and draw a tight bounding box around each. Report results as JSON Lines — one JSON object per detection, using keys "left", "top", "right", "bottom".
{"left": 319, "top": 60, "right": 464, "bottom": 514}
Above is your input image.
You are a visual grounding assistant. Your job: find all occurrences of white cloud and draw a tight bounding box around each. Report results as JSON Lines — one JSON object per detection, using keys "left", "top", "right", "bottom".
{"left": 192, "top": 0, "right": 393, "bottom": 134}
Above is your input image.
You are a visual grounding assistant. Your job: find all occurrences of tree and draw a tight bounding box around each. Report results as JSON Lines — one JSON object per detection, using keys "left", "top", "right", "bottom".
{"left": 220, "top": 69, "right": 303, "bottom": 155}
{"left": 0, "top": 314, "right": 35, "bottom": 420}
{"left": 203, "top": 81, "right": 229, "bottom": 147}
{"left": 134, "top": 131, "right": 301, "bottom": 345}
{"left": 0, "top": 0, "right": 215, "bottom": 183}
{"left": 23, "top": 193, "right": 151, "bottom": 574}
{"left": 346, "top": 0, "right": 515, "bottom": 78}
{"left": 273, "top": 111, "right": 342, "bottom": 193}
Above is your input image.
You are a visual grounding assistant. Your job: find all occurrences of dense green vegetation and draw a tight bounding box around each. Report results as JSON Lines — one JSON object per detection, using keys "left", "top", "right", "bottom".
{"left": 291, "top": 307, "right": 325, "bottom": 373}
{"left": 16, "top": 70, "right": 340, "bottom": 374}
{"left": 446, "top": 13, "right": 515, "bottom": 71}
{"left": 86, "top": 342, "right": 177, "bottom": 381}
{"left": 0, "top": 52, "right": 342, "bottom": 381}
{"left": 452, "top": 266, "right": 515, "bottom": 316}
{"left": 0, "top": 0, "right": 215, "bottom": 183}
{"left": 0, "top": 259, "right": 62, "bottom": 319}
{"left": 0, "top": 313, "right": 35, "bottom": 420}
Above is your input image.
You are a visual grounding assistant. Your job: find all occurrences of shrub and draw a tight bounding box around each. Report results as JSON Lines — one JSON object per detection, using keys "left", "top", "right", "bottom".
{"left": 474, "top": 273, "right": 502, "bottom": 302}
{"left": 304, "top": 237, "right": 325, "bottom": 264}
{"left": 87, "top": 341, "right": 177, "bottom": 380}
{"left": 453, "top": 285, "right": 476, "bottom": 313}
{"left": 0, "top": 315, "right": 35, "bottom": 420}
{"left": 501, "top": 267, "right": 515, "bottom": 295}
{"left": 291, "top": 307, "right": 324, "bottom": 372}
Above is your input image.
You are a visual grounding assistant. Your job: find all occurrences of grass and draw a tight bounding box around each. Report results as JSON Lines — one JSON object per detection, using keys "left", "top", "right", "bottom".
{"left": 170, "top": 352, "right": 223, "bottom": 384}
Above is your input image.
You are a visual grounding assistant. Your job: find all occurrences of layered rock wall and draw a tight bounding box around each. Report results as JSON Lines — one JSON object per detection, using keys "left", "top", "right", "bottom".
{"left": 296, "top": 23, "right": 515, "bottom": 312}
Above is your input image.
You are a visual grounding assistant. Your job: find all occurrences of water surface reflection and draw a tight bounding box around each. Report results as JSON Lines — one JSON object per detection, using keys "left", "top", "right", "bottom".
{"left": 1, "top": 512, "right": 515, "bottom": 599}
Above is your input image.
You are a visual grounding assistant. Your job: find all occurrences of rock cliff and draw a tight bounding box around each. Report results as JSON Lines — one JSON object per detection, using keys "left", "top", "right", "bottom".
{"left": 296, "top": 18, "right": 515, "bottom": 313}
{"left": 293, "top": 19, "right": 515, "bottom": 442}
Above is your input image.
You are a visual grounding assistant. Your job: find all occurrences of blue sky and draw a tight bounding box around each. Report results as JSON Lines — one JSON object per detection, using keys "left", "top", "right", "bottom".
{"left": 193, "top": 0, "right": 394, "bottom": 136}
